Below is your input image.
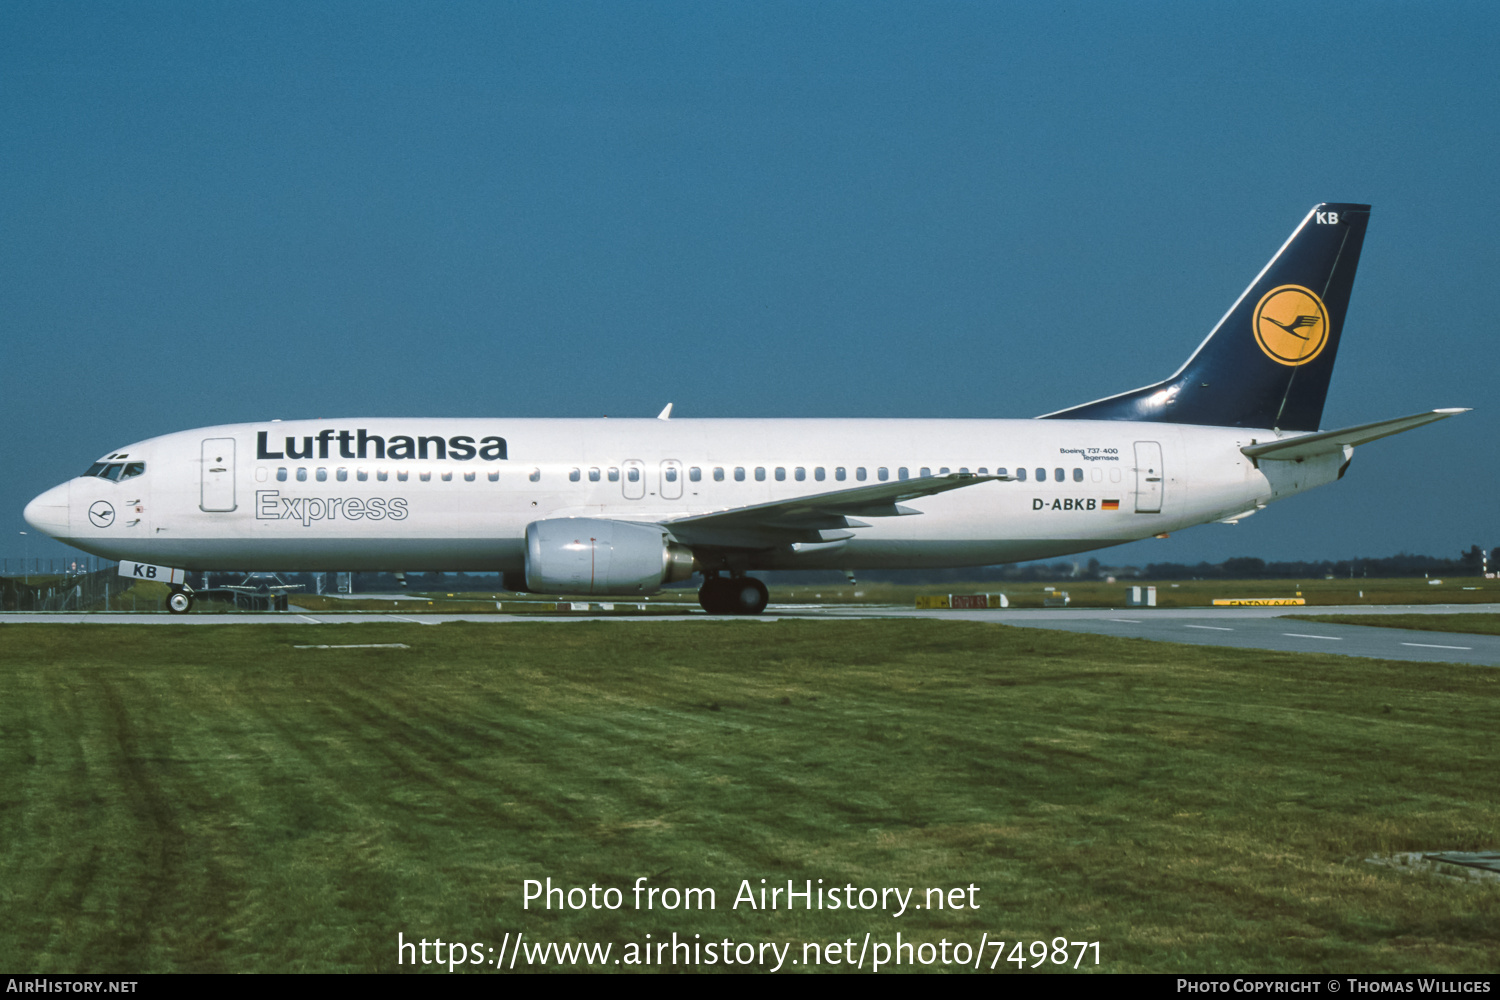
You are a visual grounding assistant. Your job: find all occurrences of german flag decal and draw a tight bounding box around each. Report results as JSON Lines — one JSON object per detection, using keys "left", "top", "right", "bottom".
{"left": 1102, "top": 499, "right": 1120, "bottom": 510}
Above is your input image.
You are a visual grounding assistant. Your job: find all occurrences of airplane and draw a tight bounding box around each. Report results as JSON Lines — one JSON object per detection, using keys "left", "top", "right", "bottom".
{"left": 23, "top": 203, "right": 1467, "bottom": 615}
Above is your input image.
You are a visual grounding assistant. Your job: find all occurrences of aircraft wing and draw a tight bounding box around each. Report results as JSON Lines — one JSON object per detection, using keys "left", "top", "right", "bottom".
{"left": 1241, "top": 408, "right": 1469, "bottom": 462}
{"left": 662, "top": 472, "right": 1007, "bottom": 548}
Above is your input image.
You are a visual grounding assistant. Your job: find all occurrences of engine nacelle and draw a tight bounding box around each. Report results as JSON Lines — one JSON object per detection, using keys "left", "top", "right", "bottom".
{"left": 524, "top": 518, "right": 695, "bottom": 595}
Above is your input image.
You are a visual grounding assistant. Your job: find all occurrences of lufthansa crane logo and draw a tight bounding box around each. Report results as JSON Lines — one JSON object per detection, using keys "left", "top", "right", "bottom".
{"left": 88, "top": 501, "right": 115, "bottom": 528}
{"left": 1252, "top": 284, "right": 1330, "bottom": 366}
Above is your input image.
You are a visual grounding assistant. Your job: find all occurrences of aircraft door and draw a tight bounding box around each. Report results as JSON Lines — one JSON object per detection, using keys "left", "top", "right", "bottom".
{"left": 1133, "top": 441, "right": 1163, "bottom": 513}
{"left": 660, "top": 459, "right": 683, "bottom": 500}
{"left": 622, "top": 460, "right": 646, "bottom": 500}
{"left": 201, "top": 437, "right": 237, "bottom": 512}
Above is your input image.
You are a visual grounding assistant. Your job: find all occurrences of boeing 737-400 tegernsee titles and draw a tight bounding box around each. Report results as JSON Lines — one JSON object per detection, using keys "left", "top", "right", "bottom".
{"left": 23, "top": 204, "right": 1468, "bottom": 615}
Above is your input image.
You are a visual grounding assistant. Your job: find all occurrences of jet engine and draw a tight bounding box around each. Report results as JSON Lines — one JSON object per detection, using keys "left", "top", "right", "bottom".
{"left": 524, "top": 518, "right": 695, "bottom": 595}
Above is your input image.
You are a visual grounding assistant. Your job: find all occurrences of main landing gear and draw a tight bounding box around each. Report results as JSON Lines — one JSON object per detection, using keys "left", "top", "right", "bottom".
{"left": 697, "top": 575, "right": 769, "bottom": 616}
{"left": 166, "top": 588, "right": 195, "bottom": 614}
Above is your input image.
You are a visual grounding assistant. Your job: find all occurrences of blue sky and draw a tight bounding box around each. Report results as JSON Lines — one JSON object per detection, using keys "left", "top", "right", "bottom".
{"left": 4, "top": 2, "right": 1495, "bottom": 570}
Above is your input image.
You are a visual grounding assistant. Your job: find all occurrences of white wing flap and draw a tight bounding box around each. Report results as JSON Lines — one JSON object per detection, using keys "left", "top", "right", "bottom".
{"left": 663, "top": 472, "right": 1006, "bottom": 547}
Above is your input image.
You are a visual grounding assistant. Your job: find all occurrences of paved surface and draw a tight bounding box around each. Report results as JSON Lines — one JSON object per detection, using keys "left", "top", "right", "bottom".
{"left": 3, "top": 603, "right": 1498, "bottom": 666}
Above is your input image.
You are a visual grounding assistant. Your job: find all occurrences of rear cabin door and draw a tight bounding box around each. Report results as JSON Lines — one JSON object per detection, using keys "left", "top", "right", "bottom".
{"left": 201, "top": 437, "right": 237, "bottom": 512}
{"left": 1133, "top": 441, "right": 1163, "bottom": 513}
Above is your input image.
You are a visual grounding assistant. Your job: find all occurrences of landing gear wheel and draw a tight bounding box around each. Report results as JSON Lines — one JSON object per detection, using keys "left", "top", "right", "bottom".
{"left": 726, "top": 577, "right": 769, "bottom": 615}
{"left": 167, "top": 589, "right": 194, "bottom": 615}
{"left": 698, "top": 577, "right": 731, "bottom": 614}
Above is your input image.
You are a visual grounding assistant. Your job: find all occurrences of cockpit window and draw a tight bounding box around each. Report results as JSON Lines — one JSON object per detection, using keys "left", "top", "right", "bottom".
{"left": 83, "top": 461, "right": 145, "bottom": 481}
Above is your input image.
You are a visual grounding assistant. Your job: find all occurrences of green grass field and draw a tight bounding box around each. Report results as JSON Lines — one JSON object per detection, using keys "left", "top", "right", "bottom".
{"left": 2, "top": 621, "right": 1497, "bottom": 973}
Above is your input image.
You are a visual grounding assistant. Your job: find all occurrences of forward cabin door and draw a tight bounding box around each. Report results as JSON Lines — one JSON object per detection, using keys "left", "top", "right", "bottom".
{"left": 201, "top": 437, "right": 237, "bottom": 512}
{"left": 1133, "top": 441, "right": 1163, "bottom": 513}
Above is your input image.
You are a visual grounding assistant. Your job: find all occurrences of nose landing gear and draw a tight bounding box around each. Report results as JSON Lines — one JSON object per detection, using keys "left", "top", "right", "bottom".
{"left": 166, "top": 588, "right": 195, "bottom": 614}
{"left": 697, "top": 575, "right": 769, "bottom": 615}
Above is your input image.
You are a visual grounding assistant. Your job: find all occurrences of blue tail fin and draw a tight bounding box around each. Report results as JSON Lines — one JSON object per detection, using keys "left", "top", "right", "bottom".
{"left": 1042, "top": 203, "right": 1370, "bottom": 431}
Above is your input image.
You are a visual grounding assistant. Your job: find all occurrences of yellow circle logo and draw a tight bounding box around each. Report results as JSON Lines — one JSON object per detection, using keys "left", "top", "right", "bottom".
{"left": 1253, "top": 284, "right": 1329, "bottom": 366}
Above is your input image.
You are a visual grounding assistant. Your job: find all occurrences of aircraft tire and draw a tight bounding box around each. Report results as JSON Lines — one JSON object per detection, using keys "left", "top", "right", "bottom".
{"left": 167, "top": 590, "right": 194, "bottom": 615}
{"left": 698, "top": 577, "right": 730, "bottom": 614}
{"left": 726, "top": 576, "right": 768, "bottom": 616}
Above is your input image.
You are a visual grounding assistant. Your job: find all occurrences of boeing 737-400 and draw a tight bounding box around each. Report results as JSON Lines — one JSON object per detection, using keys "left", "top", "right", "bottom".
{"left": 23, "top": 203, "right": 1467, "bottom": 614}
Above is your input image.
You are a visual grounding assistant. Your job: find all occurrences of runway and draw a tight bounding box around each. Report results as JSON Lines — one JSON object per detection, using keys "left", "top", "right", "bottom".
{"left": 3, "top": 603, "right": 1498, "bottom": 666}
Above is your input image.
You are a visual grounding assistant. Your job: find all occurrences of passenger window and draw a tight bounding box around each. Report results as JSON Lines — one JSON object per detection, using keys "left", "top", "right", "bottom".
{"left": 665, "top": 467, "right": 677, "bottom": 482}
{"left": 255, "top": 467, "right": 268, "bottom": 483}
{"left": 794, "top": 467, "right": 805, "bottom": 481}
{"left": 878, "top": 467, "right": 889, "bottom": 481}
{"left": 836, "top": 467, "right": 847, "bottom": 481}
{"left": 1036, "top": 468, "right": 1046, "bottom": 482}
{"left": 608, "top": 468, "right": 620, "bottom": 482}
{"left": 337, "top": 468, "right": 347, "bottom": 482}
{"left": 689, "top": 467, "right": 701, "bottom": 482}
{"left": 1055, "top": 467, "right": 1065, "bottom": 481}
{"left": 1109, "top": 467, "right": 1122, "bottom": 483}
{"left": 920, "top": 467, "right": 931, "bottom": 478}
{"left": 814, "top": 467, "right": 825, "bottom": 481}
{"left": 1016, "top": 468, "right": 1027, "bottom": 482}
{"left": 420, "top": 471, "right": 431, "bottom": 482}
{"left": 464, "top": 471, "right": 475, "bottom": 482}
{"left": 774, "top": 467, "right": 786, "bottom": 481}
{"left": 441, "top": 471, "right": 452, "bottom": 482}
{"left": 297, "top": 468, "right": 308, "bottom": 482}
{"left": 755, "top": 467, "right": 766, "bottom": 482}
{"left": 569, "top": 468, "right": 581, "bottom": 482}
{"left": 627, "top": 468, "right": 639, "bottom": 483}
{"left": 856, "top": 467, "right": 866, "bottom": 481}
{"left": 978, "top": 467, "right": 988, "bottom": 475}
{"left": 488, "top": 470, "right": 499, "bottom": 482}
{"left": 529, "top": 469, "right": 540, "bottom": 482}
{"left": 397, "top": 470, "right": 408, "bottom": 482}
{"left": 940, "top": 467, "right": 950, "bottom": 475}
{"left": 714, "top": 467, "right": 725, "bottom": 482}
{"left": 734, "top": 467, "right": 746, "bottom": 482}
{"left": 316, "top": 468, "right": 328, "bottom": 482}
{"left": 378, "top": 470, "right": 389, "bottom": 482}
{"left": 357, "top": 469, "right": 368, "bottom": 481}
{"left": 1091, "top": 468, "right": 1102, "bottom": 483}
{"left": 1073, "top": 468, "right": 1084, "bottom": 482}
{"left": 589, "top": 468, "right": 601, "bottom": 482}
{"left": 277, "top": 467, "right": 288, "bottom": 482}
{"left": 898, "top": 467, "right": 909, "bottom": 481}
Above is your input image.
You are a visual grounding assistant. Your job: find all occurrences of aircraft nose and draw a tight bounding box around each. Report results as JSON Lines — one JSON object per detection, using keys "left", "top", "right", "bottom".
{"left": 23, "top": 483, "right": 70, "bottom": 539}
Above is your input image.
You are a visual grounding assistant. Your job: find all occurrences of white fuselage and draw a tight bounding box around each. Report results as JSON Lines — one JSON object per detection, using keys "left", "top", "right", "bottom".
{"left": 25, "top": 417, "right": 1344, "bottom": 573}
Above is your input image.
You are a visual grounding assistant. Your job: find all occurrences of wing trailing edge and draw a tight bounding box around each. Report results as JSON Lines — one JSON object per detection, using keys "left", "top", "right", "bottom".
{"left": 663, "top": 472, "right": 1007, "bottom": 548}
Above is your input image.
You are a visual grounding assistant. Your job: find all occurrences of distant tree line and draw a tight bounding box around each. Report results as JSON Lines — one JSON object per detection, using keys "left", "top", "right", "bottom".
{"left": 1139, "top": 546, "right": 1492, "bottom": 581}
{"left": 762, "top": 546, "right": 1496, "bottom": 585}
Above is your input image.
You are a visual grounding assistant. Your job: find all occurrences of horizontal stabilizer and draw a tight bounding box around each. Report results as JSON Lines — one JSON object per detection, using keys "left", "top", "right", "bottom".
{"left": 665, "top": 472, "right": 1005, "bottom": 548}
{"left": 1241, "top": 408, "right": 1469, "bottom": 462}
